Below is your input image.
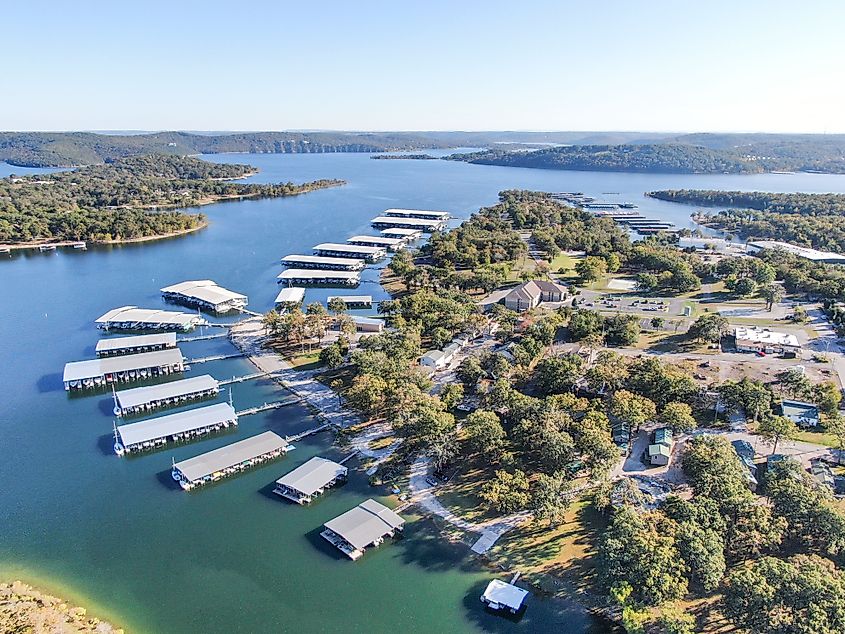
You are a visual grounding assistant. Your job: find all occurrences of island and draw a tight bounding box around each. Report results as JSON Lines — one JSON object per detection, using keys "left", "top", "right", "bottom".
{"left": 0, "top": 154, "right": 344, "bottom": 246}
{"left": 649, "top": 189, "right": 845, "bottom": 252}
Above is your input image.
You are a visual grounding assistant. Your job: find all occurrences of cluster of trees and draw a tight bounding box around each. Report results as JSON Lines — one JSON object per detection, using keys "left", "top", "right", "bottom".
{"left": 447, "top": 144, "right": 762, "bottom": 174}
{"left": 758, "top": 249, "right": 845, "bottom": 303}
{"left": 262, "top": 302, "right": 340, "bottom": 351}
{"left": 650, "top": 190, "right": 845, "bottom": 251}
{"left": 0, "top": 131, "right": 445, "bottom": 167}
{"left": 600, "top": 436, "right": 845, "bottom": 632}
{"left": 628, "top": 242, "right": 703, "bottom": 294}
{"left": 0, "top": 154, "right": 344, "bottom": 243}
{"left": 377, "top": 289, "right": 484, "bottom": 345}
{"left": 567, "top": 309, "right": 642, "bottom": 347}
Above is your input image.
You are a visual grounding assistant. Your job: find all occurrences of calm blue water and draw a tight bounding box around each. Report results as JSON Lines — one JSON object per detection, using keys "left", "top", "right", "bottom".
{"left": 3, "top": 153, "right": 845, "bottom": 633}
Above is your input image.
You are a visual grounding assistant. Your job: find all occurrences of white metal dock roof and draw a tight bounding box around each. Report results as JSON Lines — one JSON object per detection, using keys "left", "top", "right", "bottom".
{"left": 275, "top": 287, "right": 306, "bottom": 304}
{"left": 115, "top": 374, "right": 219, "bottom": 409}
{"left": 313, "top": 243, "right": 386, "bottom": 256}
{"left": 160, "top": 280, "right": 247, "bottom": 307}
{"left": 95, "top": 333, "right": 177, "bottom": 353}
{"left": 383, "top": 208, "right": 450, "bottom": 220}
{"left": 281, "top": 255, "right": 365, "bottom": 269}
{"left": 63, "top": 348, "right": 184, "bottom": 383}
{"left": 347, "top": 235, "right": 404, "bottom": 246}
{"left": 481, "top": 579, "right": 529, "bottom": 610}
{"left": 323, "top": 499, "right": 405, "bottom": 550}
{"left": 117, "top": 402, "right": 236, "bottom": 447}
{"left": 326, "top": 295, "right": 373, "bottom": 304}
{"left": 275, "top": 456, "right": 347, "bottom": 496}
{"left": 174, "top": 431, "right": 288, "bottom": 482}
{"left": 371, "top": 216, "right": 445, "bottom": 228}
{"left": 277, "top": 269, "right": 360, "bottom": 281}
{"left": 95, "top": 306, "right": 202, "bottom": 328}
{"left": 381, "top": 228, "right": 423, "bottom": 237}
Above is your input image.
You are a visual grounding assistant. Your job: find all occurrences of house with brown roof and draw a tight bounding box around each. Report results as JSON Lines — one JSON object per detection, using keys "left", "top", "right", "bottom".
{"left": 503, "top": 280, "right": 568, "bottom": 312}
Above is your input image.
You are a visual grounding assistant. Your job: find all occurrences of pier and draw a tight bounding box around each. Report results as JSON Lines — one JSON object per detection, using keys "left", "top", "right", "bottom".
{"left": 285, "top": 422, "right": 332, "bottom": 442}
{"left": 321, "top": 499, "right": 406, "bottom": 560}
{"left": 235, "top": 399, "right": 300, "bottom": 417}
{"left": 186, "top": 352, "right": 246, "bottom": 364}
{"left": 95, "top": 306, "right": 207, "bottom": 332}
{"left": 277, "top": 269, "right": 360, "bottom": 287}
{"left": 171, "top": 431, "right": 291, "bottom": 490}
{"left": 281, "top": 255, "right": 366, "bottom": 271}
{"left": 113, "top": 374, "right": 219, "bottom": 417}
{"left": 96, "top": 333, "right": 178, "bottom": 358}
{"left": 371, "top": 216, "right": 446, "bottom": 232}
{"left": 326, "top": 295, "right": 373, "bottom": 309}
{"left": 63, "top": 348, "right": 185, "bottom": 391}
{"left": 383, "top": 208, "right": 449, "bottom": 220}
{"left": 273, "top": 456, "right": 348, "bottom": 504}
{"left": 312, "top": 243, "right": 387, "bottom": 262}
{"left": 160, "top": 280, "right": 248, "bottom": 313}
{"left": 346, "top": 235, "right": 405, "bottom": 251}
{"left": 114, "top": 402, "right": 237, "bottom": 456}
{"left": 218, "top": 370, "right": 278, "bottom": 386}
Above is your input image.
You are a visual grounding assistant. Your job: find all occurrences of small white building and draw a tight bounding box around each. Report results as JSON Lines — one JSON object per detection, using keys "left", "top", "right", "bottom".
{"left": 350, "top": 316, "right": 385, "bottom": 333}
{"left": 734, "top": 326, "right": 801, "bottom": 357}
{"left": 480, "top": 579, "right": 529, "bottom": 614}
{"left": 420, "top": 338, "right": 466, "bottom": 369}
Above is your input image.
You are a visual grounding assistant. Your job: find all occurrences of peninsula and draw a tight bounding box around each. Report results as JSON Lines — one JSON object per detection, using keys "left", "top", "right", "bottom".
{"left": 0, "top": 154, "right": 344, "bottom": 245}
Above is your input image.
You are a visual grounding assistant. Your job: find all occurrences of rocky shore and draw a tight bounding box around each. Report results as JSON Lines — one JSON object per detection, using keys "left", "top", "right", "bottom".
{"left": 1, "top": 580, "right": 122, "bottom": 633}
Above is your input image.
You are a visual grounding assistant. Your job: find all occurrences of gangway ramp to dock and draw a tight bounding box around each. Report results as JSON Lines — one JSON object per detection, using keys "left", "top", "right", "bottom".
{"left": 186, "top": 352, "right": 246, "bottom": 364}
{"left": 218, "top": 370, "right": 279, "bottom": 386}
{"left": 285, "top": 422, "right": 332, "bottom": 443}
{"left": 177, "top": 332, "right": 229, "bottom": 343}
{"left": 235, "top": 398, "right": 301, "bottom": 417}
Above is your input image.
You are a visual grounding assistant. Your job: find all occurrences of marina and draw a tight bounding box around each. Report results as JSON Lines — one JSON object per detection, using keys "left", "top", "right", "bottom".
{"left": 277, "top": 269, "right": 360, "bottom": 286}
{"left": 95, "top": 333, "right": 178, "bottom": 357}
{"left": 170, "top": 430, "right": 291, "bottom": 490}
{"left": 112, "top": 374, "right": 220, "bottom": 417}
{"left": 371, "top": 216, "right": 447, "bottom": 232}
{"left": 325, "top": 295, "right": 373, "bottom": 309}
{"left": 160, "top": 280, "right": 248, "bottom": 313}
{"left": 114, "top": 402, "right": 238, "bottom": 456}
{"left": 312, "top": 242, "right": 387, "bottom": 261}
{"left": 273, "top": 456, "right": 348, "bottom": 504}
{"left": 382, "top": 208, "right": 450, "bottom": 220}
{"left": 321, "top": 499, "right": 406, "bottom": 560}
{"left": 346, "top": 235, "right": 405, "bottom": 250}
{"left": 95, "top": 306, "right": 207, "bottom": 331}
{"left": 380, "top": 227, "right": 423, "bottom": 240}
{"left": 62, "top": 348, "right": 185, "bottom": 391}
{"left": 280, "top": 254, "right": 365, "bottom": 270}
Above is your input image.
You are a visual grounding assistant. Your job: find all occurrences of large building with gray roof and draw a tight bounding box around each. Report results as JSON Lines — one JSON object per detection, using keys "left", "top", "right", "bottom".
{"left": 273, "top": 456, "right": 347, "bottom": 504}
{"left": 321, "top": 499, "right": 405, "bottom": 560}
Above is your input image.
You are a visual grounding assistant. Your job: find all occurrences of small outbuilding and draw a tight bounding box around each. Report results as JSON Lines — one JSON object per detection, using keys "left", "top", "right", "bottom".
{"left": 480, "top": 579, "right": 529, "bottom": 614}
{"left": 648, "top": 427, "right": 673, "bottom": 466}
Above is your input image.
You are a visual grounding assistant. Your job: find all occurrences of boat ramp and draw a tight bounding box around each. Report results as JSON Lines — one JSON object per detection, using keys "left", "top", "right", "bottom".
{"left": 112, "top": 374, "right": 220, "bottom": 417}
{"left": 281, "top": 255, "right": 366, "bottom": 271}
{"left": 321, "top": 499, "right": 405, "bottom": 560}
{"left": 160, "top": 280, "right": 248, "bottom": 313}
{"left": 96, "top": 333, "right": 178, "bottom": 358}
{"left": 171, "top": 430, "right": 291, "bottom": 490}
{"left": 63, "top": 348, "right": 185, "bottom": 391}
{"left": 273, "top": 456, "right": 347, "bottom": 504}
{"left": 114, "top": 402, "right": 237, "bottom": 456}
{"left": 95, "top": 306, "right": 207, "bottom": 331}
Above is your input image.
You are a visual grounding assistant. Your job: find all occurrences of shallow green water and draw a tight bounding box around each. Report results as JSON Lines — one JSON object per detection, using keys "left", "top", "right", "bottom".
{"left": 4, "top": 153, "right": 845, "bottom": 632}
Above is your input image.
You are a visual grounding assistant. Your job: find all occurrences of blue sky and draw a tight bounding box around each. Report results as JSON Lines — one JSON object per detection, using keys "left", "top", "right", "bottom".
{"left": 4, "top": 0, "right": 844, "bottom": 132}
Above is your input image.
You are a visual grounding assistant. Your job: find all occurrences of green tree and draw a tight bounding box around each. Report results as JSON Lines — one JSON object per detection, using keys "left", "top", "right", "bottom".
{"left": 687, "top": 313, "right": 728, "bottom": 343}
{"left": 604, "top": 314, "right": 640, "bottom": 346}
{"left": 569, "top": 309, "right": 604, "bottom": 341}
{"left": 814, "top": 381, "right": 842, "bottom": 415}
{"left": 456, "top": 356, "right": 485, "bottom": 390}
{"left": 464, "top": 410, "right": 507, "bottom": 460}
{"left": 480, "top": 469, "right": 531, "bottom": 513}
{"left": 761, "top": 284, "right": 784, "bottom": 311}
{"left": 439, "top": 383, "right": 464, "bottom": 410}
{"left": 586, "top": 350, "right": 629, "bottom": 393}
{"left": 327, "top": 296, "right": 348, "bottom": 316}
{"left": 758, "top": 415, "right": 798, "bottom": 455}
{"left": 531, "top": 472, "right": 573, "bottom": 526}
{"left": 534, "top": 354, "right": 584, "bottom": 395}
{"left": 344, "top": 374, "right": 388, "bottom": 417}
{"left": 610, "top": 390, "right": 657, "bottom": 432}
{"left": 657, "top": 401, "right": 697, "bottom": 434}
{"left": 575, "top": 255, "right": 608, "bottom": 282}
{"left": 319, "top": 342, "right": 344, "bottom": 368}
{"left": 723, "top": 555, "right": 845, "bottom": 634}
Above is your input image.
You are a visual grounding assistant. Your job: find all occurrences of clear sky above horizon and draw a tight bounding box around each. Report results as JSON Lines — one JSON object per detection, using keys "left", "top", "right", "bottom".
{"left": 4, "top": 0, "right": 844, "bottom": 133}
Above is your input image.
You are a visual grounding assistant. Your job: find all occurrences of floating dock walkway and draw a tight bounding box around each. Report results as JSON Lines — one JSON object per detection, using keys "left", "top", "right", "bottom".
{"left": 235, "top": 398, "right": 300, "bottom": 417}
{"left": 171, "top": 431, "right": 291, "bottom": 490}
{"left": 177, "top": 332, "right": 229, "bottom": 343}
{"left": 186, "top": 352, "right": 246, "bottom": 364}
{"left": 114, "top": 402, "right": 237, "bottom": 456}
{"left": 218, "top": 370, "right": 279, "bottom": 386}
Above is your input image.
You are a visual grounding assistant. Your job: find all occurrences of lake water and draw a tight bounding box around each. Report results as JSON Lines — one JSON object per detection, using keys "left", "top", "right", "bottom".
{"left": 4, "top": 153, "right": 845, "bottom": 633}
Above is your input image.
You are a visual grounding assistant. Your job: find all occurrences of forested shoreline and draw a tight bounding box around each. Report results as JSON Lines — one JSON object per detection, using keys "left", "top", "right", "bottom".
{"left": 0, "top": 154, "right": 344, "bottom": 244}
{"left": 650, "top": 189, "right": 845, "bottom": 252}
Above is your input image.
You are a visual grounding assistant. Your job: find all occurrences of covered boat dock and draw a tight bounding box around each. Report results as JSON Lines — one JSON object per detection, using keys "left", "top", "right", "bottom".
{"left": 63, "top": 348, "right": 185, "bottom": 391}
{"left": 160, "top": 280, "right": 248, "bottom": 313}
{"left": 346, "top": 235, "right": 405, "bottom": 251}
{"left": 381, "top": 227, "right": 423, "bottom": 241}
{"left": 113, "top": 374, "right": 219, "bottom": 416}
{"left": 95, "top": 306, "right": 206, "bottom": 331}
{"left": 277, "top": 269, "right": 360, "bottom": 287}
{"left": 312, "top": 243, "right": 387, "bottom": 262}
{"left": 480, "top": 579, "right": 529, "bottom": 614}
{"left": 326, "top": 295, "right": 373, "bottom": 309}
{"left": 281, "top": 255, "right": 365, "bottom": 271}
{"left": 275, "top": 287, "right": 306, "bottom": 308}
{"left": 321, "top": 499, "right": 405, "bottom": 560}
{"left": 273, "top": 456, "right": 347, "bottom": 504}
{"left": 114, "top": 402, "right": 237, "bottom": 455}
{"left": 370, "top": 216, "right": 446, "bottom": 232}
{"left": 171, "top": 430, "right": 290, "bottom": 490}
{"left": 95, "top": 333, "right": 177, "bottom": 358}
{"left": 383, "top": 208, "right": 450, "bottom": 220}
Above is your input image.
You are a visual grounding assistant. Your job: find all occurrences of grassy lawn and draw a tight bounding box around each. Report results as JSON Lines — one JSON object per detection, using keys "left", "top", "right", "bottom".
{"left": 486, "top": 498, "right": 607, "bottom": 599}
{"left": 433, "top": 460, "right": 501, "bottom": 524}
{"left": 506, "top": 255, "right": 538, "bottom": 282}
{"left": 794, "top": 429, "right": 841, "bottom": 448}
{"left": 287, "top": 351, "right": 322, "bottom": 370}
{"left": 549, "top": 252, "right": 582, "bottom": 278}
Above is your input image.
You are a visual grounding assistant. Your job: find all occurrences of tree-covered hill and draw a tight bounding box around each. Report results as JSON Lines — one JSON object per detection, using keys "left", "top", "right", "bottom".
{"left": 0, "top": 154, "right": 344, "bottom": 243}
{"left": 0, "top": 131, "right": 446, "bottom": 167}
